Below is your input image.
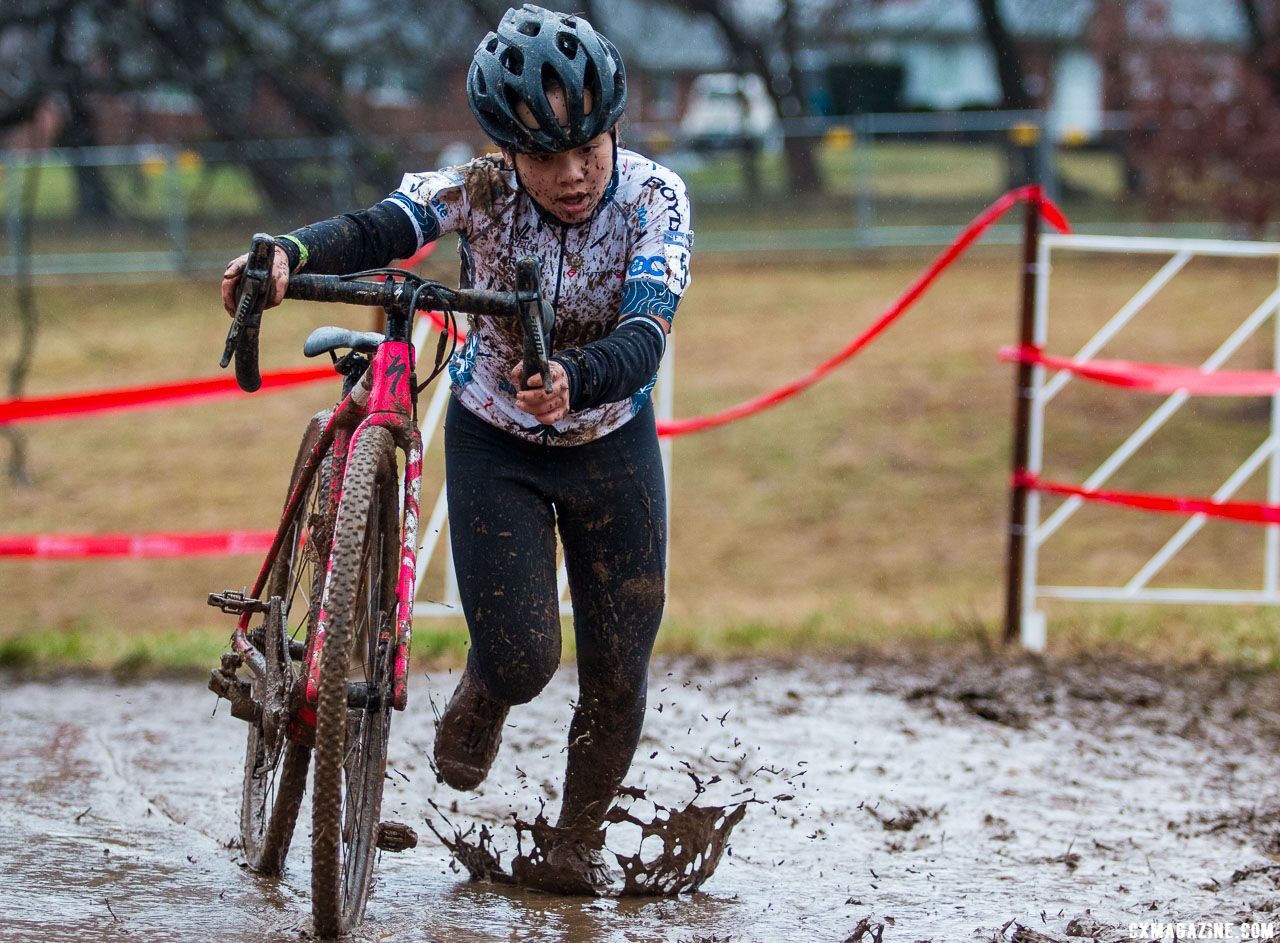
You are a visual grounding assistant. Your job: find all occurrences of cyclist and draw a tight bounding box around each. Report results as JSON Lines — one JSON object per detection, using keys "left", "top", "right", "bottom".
{"left": 221, "top": 3, "right": 692, "bottom": 895}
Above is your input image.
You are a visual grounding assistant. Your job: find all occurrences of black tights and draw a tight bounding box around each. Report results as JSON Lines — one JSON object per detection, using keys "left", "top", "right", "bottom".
{"left": 444, "top": 397, "right": 666, "bottom": 829}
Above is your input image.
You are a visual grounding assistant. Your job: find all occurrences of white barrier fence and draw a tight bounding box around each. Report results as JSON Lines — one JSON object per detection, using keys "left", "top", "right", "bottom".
{"left": 1017, "top": 234, "right": 1280, "bottom": 651}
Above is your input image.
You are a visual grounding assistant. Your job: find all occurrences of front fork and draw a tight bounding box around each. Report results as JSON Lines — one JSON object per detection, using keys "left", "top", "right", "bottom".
{"left": 300, "top": 419, "right": 422, "bottom": 720}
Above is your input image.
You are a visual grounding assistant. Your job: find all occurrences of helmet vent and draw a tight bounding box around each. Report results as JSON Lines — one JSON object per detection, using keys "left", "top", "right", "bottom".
{"left": 501, "top": 47, "right": 525, "bottom": 75}
{"left": 486, "top": 37, "right": 499, "bottom": 53}
{"left": 516, "top": 18, "right": 541, "bottom": 36}
{"left": 555, "top": 32, "right": 579, "bottom": 59}
{"left": 583, "top": 59, "right": 599, "bottom": 109}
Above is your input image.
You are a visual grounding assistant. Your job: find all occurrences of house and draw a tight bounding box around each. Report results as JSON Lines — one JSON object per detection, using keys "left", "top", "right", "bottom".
{"left": 828, "top": 0, "right": 1250, "bottom": 140}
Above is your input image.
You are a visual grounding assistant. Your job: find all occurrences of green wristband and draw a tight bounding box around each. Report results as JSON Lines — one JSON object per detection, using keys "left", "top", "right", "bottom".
{"left": 275, "top": 233, "right": 309, "bottom": 273}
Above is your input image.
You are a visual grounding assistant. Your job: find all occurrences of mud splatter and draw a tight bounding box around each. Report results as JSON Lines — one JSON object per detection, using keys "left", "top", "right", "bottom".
{"left": 423, "top": 806, "right": 516, "bottom": 886}
{"left": 603, "top": 789, "right": 750, "bottom": 896}
{"left": 424, "top": 786, "right": 752, "bottom": 897}
{"left": 864, "top": 802, "right": 940, "bottom": 833}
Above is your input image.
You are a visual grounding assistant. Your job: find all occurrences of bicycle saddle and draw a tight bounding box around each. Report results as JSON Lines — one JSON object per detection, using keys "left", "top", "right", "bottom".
{"left": 303, "top": 326, "right": 384, "bottom": 358}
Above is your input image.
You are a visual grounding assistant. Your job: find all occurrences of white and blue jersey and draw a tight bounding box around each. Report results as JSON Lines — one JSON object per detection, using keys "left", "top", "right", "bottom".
{"left": 384, "top": 148, "right": 692, "bottom": 446}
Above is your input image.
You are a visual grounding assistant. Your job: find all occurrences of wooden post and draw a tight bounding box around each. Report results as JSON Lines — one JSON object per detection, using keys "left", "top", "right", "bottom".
{"left": 1003, "top": 187, "right": 1042, "bottom": 645}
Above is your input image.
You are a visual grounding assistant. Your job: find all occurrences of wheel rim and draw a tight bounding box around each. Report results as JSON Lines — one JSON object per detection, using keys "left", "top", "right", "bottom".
{"left": 241, "top": 443, "right": 332, "bottom": 868}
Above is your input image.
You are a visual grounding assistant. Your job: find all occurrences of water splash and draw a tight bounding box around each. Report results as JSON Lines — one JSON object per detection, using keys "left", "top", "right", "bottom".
{"left": 425, "top": 787, "right": 753, "bottom": 897}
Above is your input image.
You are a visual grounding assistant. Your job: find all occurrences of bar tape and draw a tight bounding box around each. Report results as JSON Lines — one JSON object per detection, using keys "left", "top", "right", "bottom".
{"left": 1000, "top": 345, "right": 1280, "bottom": 396}
{"left": 657, "top": 185, "right": 1070, "bottom": 437}
{"left": 1014, "top": 471, "right": 1280, "bottom": 525}
{"left": 0, "top": 531, "right": 275, "bottom": 559}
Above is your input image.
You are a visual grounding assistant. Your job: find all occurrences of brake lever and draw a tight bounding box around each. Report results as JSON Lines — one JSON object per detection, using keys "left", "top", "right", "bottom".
{"left": 514, "top": 256, "right": 555, "bottom": 394}
{"left": 220, "top": 233, "right": 275, "bottom": 392}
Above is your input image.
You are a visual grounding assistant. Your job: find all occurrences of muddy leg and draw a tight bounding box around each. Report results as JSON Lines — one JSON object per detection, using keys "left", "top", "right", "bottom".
{"left": 441, "top": 399, "right": 563, "bottom": 789}
{"left": 556, "top": 655, "right": 655, "bottom": 832}
{"left": 554, "top": 415, "right": 667, "bottom": 832}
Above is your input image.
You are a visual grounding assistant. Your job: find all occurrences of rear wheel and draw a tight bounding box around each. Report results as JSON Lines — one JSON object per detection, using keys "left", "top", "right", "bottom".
{"left": 311, "top": 426, "right": 400, "bottom": 938}
{"left": 240, "top": 412, "right": 335, "bottom": 875}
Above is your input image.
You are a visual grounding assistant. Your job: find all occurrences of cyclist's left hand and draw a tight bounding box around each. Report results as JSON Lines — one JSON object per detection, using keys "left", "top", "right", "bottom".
{"left": 512, "top": 361, "right": 570, "bottom": 424}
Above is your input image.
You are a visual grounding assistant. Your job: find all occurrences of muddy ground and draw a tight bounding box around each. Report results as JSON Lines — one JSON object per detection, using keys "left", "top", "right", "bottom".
{"left": 3, "top": 652, "right": 1280, "bottom": 942}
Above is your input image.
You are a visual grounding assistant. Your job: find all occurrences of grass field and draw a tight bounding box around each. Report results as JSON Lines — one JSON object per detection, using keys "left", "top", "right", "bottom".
{"left": 4, "top": 243, "right": 1280, "bottom": 673}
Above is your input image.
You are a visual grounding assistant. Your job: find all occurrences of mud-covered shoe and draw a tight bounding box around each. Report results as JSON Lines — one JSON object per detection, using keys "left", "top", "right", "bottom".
{"left": 433, "top": 670, "right": 509, "bottom": 791}
{"left": 525, "top": 841, "right": 621, "bottom": 897}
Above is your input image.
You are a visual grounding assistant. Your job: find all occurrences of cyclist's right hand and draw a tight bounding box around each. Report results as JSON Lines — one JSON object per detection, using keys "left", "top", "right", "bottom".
{"left": 222, "top": 245, "right": 291, "bottom": 315}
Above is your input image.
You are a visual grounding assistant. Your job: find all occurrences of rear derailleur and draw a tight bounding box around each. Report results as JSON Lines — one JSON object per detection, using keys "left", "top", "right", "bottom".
{"left": 207, "top": 592, "right": 294, "bottom": 757}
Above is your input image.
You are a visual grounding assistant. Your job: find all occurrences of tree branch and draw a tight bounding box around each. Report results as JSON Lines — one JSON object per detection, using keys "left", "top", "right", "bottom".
{"left": 973, "top": 0, "right": 1032, "bottom": 110}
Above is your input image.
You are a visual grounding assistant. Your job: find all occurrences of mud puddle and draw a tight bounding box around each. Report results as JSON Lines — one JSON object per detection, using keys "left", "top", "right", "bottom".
{"left": 3, "top": 653, "right": 1280, "bottom": 942}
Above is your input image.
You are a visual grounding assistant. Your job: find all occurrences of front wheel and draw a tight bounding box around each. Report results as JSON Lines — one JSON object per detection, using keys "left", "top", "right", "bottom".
{"left": 310, "top": 426, "right": 400, "bottom": 938}
{"left": 240, "top": 411, "right": 335, "bottom": 875}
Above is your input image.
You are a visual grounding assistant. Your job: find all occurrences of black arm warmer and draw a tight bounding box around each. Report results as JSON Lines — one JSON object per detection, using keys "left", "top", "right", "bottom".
{"left": 551, "top": 317, "right": 667, "bottom": 412}
{"left": 277, "top": 201, "right": 420, "bottom": 274}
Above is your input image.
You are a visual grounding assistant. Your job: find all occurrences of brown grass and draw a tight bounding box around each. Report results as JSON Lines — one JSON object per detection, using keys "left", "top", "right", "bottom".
{"left": 4, "top": 246, "right": 1280, "bottom": 667}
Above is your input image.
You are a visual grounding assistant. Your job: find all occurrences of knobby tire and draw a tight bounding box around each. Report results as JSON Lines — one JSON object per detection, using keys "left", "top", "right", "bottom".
{"left": 240, "top": 411, "right": 335, "bottom": 875}
{"left": 311, "top": 426, "right": 399, "bottom": 938}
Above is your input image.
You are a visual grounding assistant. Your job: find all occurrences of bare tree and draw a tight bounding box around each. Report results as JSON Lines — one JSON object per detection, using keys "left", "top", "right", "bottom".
{"left": 1096, "top": 0, "right": 1280, "bottom": 232}
{"left": 971, "top": 0, "right": 1038, "bottom": 185}
{"left": 651, "top": 0, "right": 826, "bottom": 195}
{"left": 974, "top": 0, "right": 1033, "bottom": 110}
{"left": 0, "top": 0, "right": 466, "bottom": 213}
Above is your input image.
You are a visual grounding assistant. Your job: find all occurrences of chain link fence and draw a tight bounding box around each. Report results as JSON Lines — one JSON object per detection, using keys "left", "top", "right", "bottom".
{"left": 0, "top": 110, "right": 1249, "bottom": 280}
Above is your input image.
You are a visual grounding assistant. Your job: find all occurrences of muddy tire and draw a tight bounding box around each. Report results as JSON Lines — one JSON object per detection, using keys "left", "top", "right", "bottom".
{"left": 240, "top": 411, "right": 335, "bottom": 875}
{"left": 311, "top": 426, "right": 399, "bottom": 938}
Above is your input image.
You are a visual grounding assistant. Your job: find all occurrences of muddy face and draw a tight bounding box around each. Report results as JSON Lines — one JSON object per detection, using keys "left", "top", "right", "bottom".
{"left": 510, "top": 137, "right": 612, "bottom": 225}
{"left": 507, "top": 86, "right": 613, "bottom": 225}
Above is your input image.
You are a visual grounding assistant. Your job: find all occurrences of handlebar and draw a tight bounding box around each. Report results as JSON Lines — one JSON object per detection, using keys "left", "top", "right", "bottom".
{"left": 283, "top": 274, "right": 529, "bottom": 320}
{"left": 220, "top": 234, "right": 274, "bottom": 392}
{"left": 220, "top": 237, "right": 555, "bottom": 395}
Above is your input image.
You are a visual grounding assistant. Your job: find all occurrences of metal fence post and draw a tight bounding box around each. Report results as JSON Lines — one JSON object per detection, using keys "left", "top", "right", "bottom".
{"left": 331, "top": 136, "right": 354, "bottom": 212}
{"left": 1003, "top": 189, "right": 1042, "bottom": 645}
{"left": 854, "top": 114, "right": 877, "bottom": 247}
{"left": 164, "top": 145, "right": 189, "bottom": 272}
{"left": 4, "top": 155, "right": 25, "bottom": 272}
{"left": 1036, "top": 109, "right": 1057, "bottom": 203}
{"left": 1267, "top": 255, "right": 1280, "bottom": 594}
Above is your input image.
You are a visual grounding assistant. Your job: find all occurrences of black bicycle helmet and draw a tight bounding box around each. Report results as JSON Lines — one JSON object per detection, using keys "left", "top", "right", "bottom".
{"left": 467, "top": 4, "right": 627, "bottom": 154}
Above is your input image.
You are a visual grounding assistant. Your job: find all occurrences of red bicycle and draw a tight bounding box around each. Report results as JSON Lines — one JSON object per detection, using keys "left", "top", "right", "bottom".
{"left": 207, "top": 235, "right": 553, "bottom": 937}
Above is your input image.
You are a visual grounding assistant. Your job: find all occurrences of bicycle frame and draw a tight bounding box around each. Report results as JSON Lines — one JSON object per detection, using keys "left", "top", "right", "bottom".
{"left": 217, "top": 257, "right": 546, "bottom": 730}
{"left": 230, "top": 319, "right": 423, "bottom": 725}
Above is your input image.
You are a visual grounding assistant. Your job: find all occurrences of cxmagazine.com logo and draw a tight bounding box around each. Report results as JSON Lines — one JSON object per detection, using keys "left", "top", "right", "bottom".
{"left": 1129, "top": 921, "right": 1277, "bottom": 940}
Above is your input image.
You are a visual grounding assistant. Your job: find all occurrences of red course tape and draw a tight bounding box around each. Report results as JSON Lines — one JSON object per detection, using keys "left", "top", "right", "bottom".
{"left": 1015, "top": 471, "right": 1280, "bottom": 526}
{"left": 0, "top": 188, "right": 1064, "bottom": 558}
{"left": 0, "top": 366, "right": 334, "bottom": 426}
{"left": 0, "top": 531, "right": 275, "bottom": 559}
{"left": 1001, "top": 345, "right": 1280, "bottom": 396}
{"left": 656, "top": 185, "right": 1069, "bottom": 437}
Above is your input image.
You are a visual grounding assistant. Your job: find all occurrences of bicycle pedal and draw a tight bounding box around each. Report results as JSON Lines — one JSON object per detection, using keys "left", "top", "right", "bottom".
{"left": 207, "top": 590, "right": 269, "bottom": 615}
{"left": 375, "top": 822, "right": 419, "bottom": 852}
